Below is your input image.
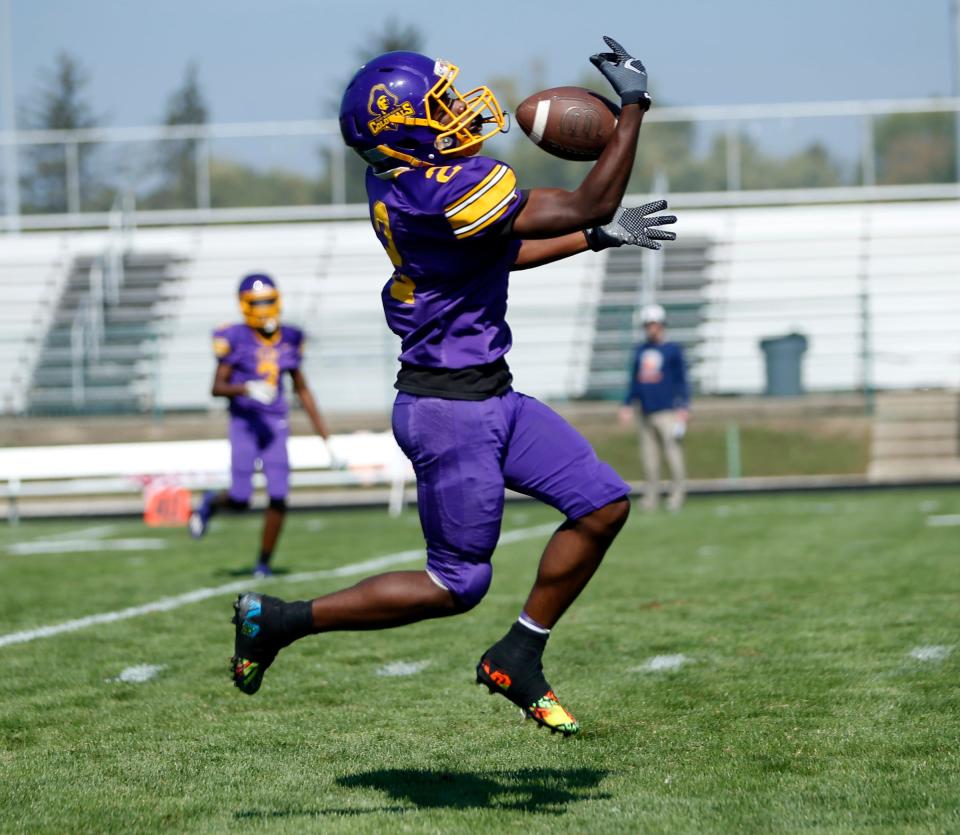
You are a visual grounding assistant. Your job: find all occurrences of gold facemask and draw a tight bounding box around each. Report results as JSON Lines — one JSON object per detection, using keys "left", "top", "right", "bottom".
{"left": 395, "top": 60, "right": 506, "bottom": 156}
{"left": 239, "top": 287, "right": 281, "bottom": 334}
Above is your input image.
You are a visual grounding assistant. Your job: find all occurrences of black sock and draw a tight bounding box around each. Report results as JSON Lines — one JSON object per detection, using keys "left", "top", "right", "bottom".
{"left": 499, "top": 621, "right": 549, "bottom": 656}
{"left": 257, "top": 550, "right": 271, "bottom": 567}
{"left": 276, "top": 599, "right": 314, "bottom": 644}
{"left": 480, "top": 623, "right": 551, "bottom": 707}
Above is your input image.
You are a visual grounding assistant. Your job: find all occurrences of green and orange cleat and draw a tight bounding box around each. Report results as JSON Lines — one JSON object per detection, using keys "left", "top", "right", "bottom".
{"left": 476, "top": 656, "right": 580, "bottom": 737}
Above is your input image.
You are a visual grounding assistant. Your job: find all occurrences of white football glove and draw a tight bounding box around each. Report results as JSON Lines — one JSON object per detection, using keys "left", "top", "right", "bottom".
{"left": 244, "top": 380, "right": 277, "bottom": 405}
{"left": 324, "top": 440, "right": 347, "bottom": 470}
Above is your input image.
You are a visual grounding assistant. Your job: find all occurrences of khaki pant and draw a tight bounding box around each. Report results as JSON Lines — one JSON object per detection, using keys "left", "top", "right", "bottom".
{"left": 637, "top": 409, "right": 687, "bottom": 511}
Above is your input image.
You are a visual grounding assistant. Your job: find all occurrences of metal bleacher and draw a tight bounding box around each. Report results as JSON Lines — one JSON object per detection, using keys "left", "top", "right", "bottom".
{"left": 29, "top": 251, "right": 187, "bottom": 414}
{"left": 0, "top": 236, "right": 70, "bottom": 415}
{"left": 1, "top": 198, "right": 958, "bottom": 418}
{"left": 683, "top": 201, "right": 960, "bottom": 394}
{"left": 152, "top": 222, "right": 606, "bottom": 414}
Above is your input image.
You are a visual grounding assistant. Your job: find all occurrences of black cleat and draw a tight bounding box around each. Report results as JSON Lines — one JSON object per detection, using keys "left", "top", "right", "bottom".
{"left": 230, "top": 592, "right": 287, "bottom": 695}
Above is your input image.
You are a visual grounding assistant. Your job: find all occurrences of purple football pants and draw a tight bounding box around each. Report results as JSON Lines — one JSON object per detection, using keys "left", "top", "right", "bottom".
{"left": 228, "top": 412, "right": 290, "bottom": 502}
{"left": 392, "top": 390, "right": 630, "bottom": 607}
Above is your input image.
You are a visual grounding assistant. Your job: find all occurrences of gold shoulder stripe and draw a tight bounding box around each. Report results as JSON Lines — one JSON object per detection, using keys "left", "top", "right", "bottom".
{"left": 444, "top": 164, "right": 505, "bottom": 216}
{"left": 213, "top": 337, "right": 231, "bottom": 358}
{"left": 447, "top": 168, "right": 518, "bottom": 233}
{"left": 454, "top": 189, "right": 519, "bottom": 238}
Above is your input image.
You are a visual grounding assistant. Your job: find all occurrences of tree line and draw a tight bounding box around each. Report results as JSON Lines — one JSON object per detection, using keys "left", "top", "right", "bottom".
{"left": 15, "top": 25, "right": 958, "bottom": 216}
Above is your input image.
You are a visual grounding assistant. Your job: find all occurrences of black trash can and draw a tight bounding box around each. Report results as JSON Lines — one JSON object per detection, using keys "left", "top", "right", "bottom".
{"left": 759, "top": 333, "right": 808, "bottom": 397}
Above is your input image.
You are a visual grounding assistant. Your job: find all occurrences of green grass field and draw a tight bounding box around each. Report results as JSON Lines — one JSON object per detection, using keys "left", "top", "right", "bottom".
{"left": 586, "top": 423, "right": 870, "bottom": 480}
{"left": 1, "top": 489, "right": 958, "bottom": 833}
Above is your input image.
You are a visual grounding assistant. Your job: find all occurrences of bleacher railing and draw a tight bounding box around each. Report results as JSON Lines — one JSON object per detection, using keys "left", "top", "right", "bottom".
{"left": 2, "top": 96, "right": 960, "bottom": 231}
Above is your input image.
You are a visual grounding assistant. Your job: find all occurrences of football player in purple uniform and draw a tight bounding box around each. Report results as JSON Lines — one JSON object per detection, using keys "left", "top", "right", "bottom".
{"left": 230, "top": 37, "right": 675, "bottom": 735}
{"left": 189, "top": 273, "right": 338, "bottom": 577}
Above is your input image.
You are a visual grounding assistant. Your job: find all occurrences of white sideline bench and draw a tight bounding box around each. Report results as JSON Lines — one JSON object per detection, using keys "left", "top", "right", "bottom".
{"left": 0, "top": 431, "right": 413, "bottom": 522}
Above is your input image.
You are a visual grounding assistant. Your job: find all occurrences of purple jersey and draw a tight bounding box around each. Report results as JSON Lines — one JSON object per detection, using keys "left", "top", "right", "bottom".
{"left": 365, "top": 155, "right": 525, "bottom": 369}
{"left": 212, "top": 323, "right": 304, "bottom": 417}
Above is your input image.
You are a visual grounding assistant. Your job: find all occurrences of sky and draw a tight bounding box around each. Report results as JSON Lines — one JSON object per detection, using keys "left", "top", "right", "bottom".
{"left": 6, "top": 0, "right": 957, "bottom": 128}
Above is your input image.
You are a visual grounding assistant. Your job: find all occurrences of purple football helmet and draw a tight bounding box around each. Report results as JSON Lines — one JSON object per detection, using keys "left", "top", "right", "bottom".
{"left": 339, "top": 51, "right": 507, "bottom": 170}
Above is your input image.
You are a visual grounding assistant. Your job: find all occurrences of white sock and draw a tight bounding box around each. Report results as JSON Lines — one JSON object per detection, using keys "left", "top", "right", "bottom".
{"left": 517, "top": 612, "right": 551, "bottom": 636}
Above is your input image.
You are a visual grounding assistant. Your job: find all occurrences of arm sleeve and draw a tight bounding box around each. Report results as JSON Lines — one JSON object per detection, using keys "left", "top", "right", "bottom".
{"left": 212, "top": 327, "right": 235, "bottom": 365}
{"left": 672, "top": 345, "right": 690, "bottom": 408}
{"left": 624, "top": 346, "right": 640, "bottom": 405}
{"left": 441, "top": 158, "right": 524, "bottom": 241}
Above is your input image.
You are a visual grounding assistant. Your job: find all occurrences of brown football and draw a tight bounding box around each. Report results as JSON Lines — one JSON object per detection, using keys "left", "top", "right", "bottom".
{"left": 515, "top": 86, "right": 620, "bottom": 161}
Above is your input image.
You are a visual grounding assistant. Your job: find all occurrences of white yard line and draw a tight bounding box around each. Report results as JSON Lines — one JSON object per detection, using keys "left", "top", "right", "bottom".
{"left": 40, "top": 524, "right": 118, "bottom": 542}
{"left": 8, "top": 539, "right": 167, "bottom": 556}
{"left": 0, "top": 522, "right": 556, "bottom": 650}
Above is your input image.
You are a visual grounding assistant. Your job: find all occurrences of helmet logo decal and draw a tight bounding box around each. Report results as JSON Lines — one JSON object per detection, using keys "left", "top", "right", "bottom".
{"left": 367, "top": 83, "right": 415, "bottom": 136}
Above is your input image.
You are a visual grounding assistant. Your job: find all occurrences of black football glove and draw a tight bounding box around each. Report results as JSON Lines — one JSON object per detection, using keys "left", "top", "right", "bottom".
{"left": 589, "top": 36, "right": 651, "bottom": 109}
{"left": 585, "top": 200, "right": 677, "bottom": 251}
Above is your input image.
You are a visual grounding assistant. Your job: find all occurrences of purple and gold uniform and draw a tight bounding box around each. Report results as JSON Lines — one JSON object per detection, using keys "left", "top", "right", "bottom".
{"left": 368, "top": 155, "right": 630, "bottom": 607}
{"left": 212, "top": 323, "right": 304, "bottom": 503}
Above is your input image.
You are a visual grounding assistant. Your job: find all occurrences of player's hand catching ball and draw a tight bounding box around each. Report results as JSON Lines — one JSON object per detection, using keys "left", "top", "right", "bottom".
{"left": 589, "top": 36, "right": 651, "bottom": 109}
{"left": 585, "top": 201, "right": 677, "bottom": 251}
{"left": 244, "top": 380, "right": 277, "bottom": 405}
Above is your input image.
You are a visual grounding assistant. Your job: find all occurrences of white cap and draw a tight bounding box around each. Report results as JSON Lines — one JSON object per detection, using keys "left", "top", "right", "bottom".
{"left": 641, "top": 303, "right": 666, "bottom": 324}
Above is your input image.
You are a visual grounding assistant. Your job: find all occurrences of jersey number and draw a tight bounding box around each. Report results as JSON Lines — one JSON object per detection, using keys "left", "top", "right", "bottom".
{"left": 425, "top": 165, "right": 462, "bottom": 183}
{"left": 257, "top": 358, "right": 279, "bottom": 388}
{"left": 373, "top": 200, "right": 416, "bottom": 305}
{"left": 373, "top": 200, "right": 402, "bottom": 268}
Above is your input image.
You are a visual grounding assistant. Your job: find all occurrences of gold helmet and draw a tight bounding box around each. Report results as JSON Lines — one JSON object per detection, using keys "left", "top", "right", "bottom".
{"left": 238, "top": 273, "right": 281, "bottom": 334}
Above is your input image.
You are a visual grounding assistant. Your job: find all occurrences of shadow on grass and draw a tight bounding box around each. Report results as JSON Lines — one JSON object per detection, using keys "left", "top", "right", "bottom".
{"left": 217, "top": 566, "right": 292, "bottom": 578}
{"left": 234, "top": 768, "right": 609, "bottom": 820}
{"left": 339, "top": 767, "right": 610, "bottom": 813}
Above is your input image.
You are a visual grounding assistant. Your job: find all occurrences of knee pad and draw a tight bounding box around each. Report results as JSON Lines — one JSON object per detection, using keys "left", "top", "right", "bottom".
{"left": 268, "top": 497, "right": 287, "bottom": 512}
{"left": 428, "top": 559, "right": 492, "bottom": 612}
{"left": 226, "top": 497, "right": 250, "bottom": 512}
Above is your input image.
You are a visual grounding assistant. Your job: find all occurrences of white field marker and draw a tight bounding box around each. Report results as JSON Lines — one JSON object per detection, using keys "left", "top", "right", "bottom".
{"left": 376, "top": 660, "right": 431, "bottom": 677}
{"left": 908, "top": 645, "right": 952, "bottom": 662}
{"left": 108, "top": 664, "right": 166, "bottom": 683}
{"left": 926, "top": 514, "right": 960, "bottom": 527}
{"left": 0, "top": 522, "right": 557, "bottom": 650}
{"left": 632, "top": 654, "right": 689, "bottom": 673}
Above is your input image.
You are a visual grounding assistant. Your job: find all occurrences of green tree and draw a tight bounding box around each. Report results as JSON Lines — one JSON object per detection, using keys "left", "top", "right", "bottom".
{"left": 146, "top": 63, "right": 209, "bottom": 209}
{"left": 321, "top": 21, "right": 427, "bottom": 203}
{"left": 209, "top": 159, "right": 321, "bottom": 208}
{"left": 19, "top": 52, "right": 101, "bottom": 214}
{"left": 872, "top": 112, "right": 956, "bottom": 184}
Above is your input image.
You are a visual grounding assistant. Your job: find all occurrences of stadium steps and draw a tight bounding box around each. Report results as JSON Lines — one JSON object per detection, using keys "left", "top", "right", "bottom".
{"left": 868, "top": 390, "right": 960, "bottom": 480}
{"left": 27, "top": 253, "right": 185, "bottom": 415}
{"left": 584, "top": 237, "right": 712, "bottom": 398}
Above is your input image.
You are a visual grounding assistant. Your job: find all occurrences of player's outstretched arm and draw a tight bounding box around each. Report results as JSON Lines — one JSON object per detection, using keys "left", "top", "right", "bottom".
{"left": 512, "top": 36, "right": 650, "bottom": 239}
{"left": 512, "top": 202, "right": 677, "bottom": 270}
{"left": 512, "top": 233, "right": 590, "bottom": 270}
{"left": 290, "top": 368, "right": 330, "bottom": 440}
{"left": 291, "top": 368, "right": 346, "bottom": 469}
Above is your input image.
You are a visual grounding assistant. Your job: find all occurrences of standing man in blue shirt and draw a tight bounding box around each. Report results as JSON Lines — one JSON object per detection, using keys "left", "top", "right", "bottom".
{"left": 619, "top": 304, "right": 690, "bottom": 511}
